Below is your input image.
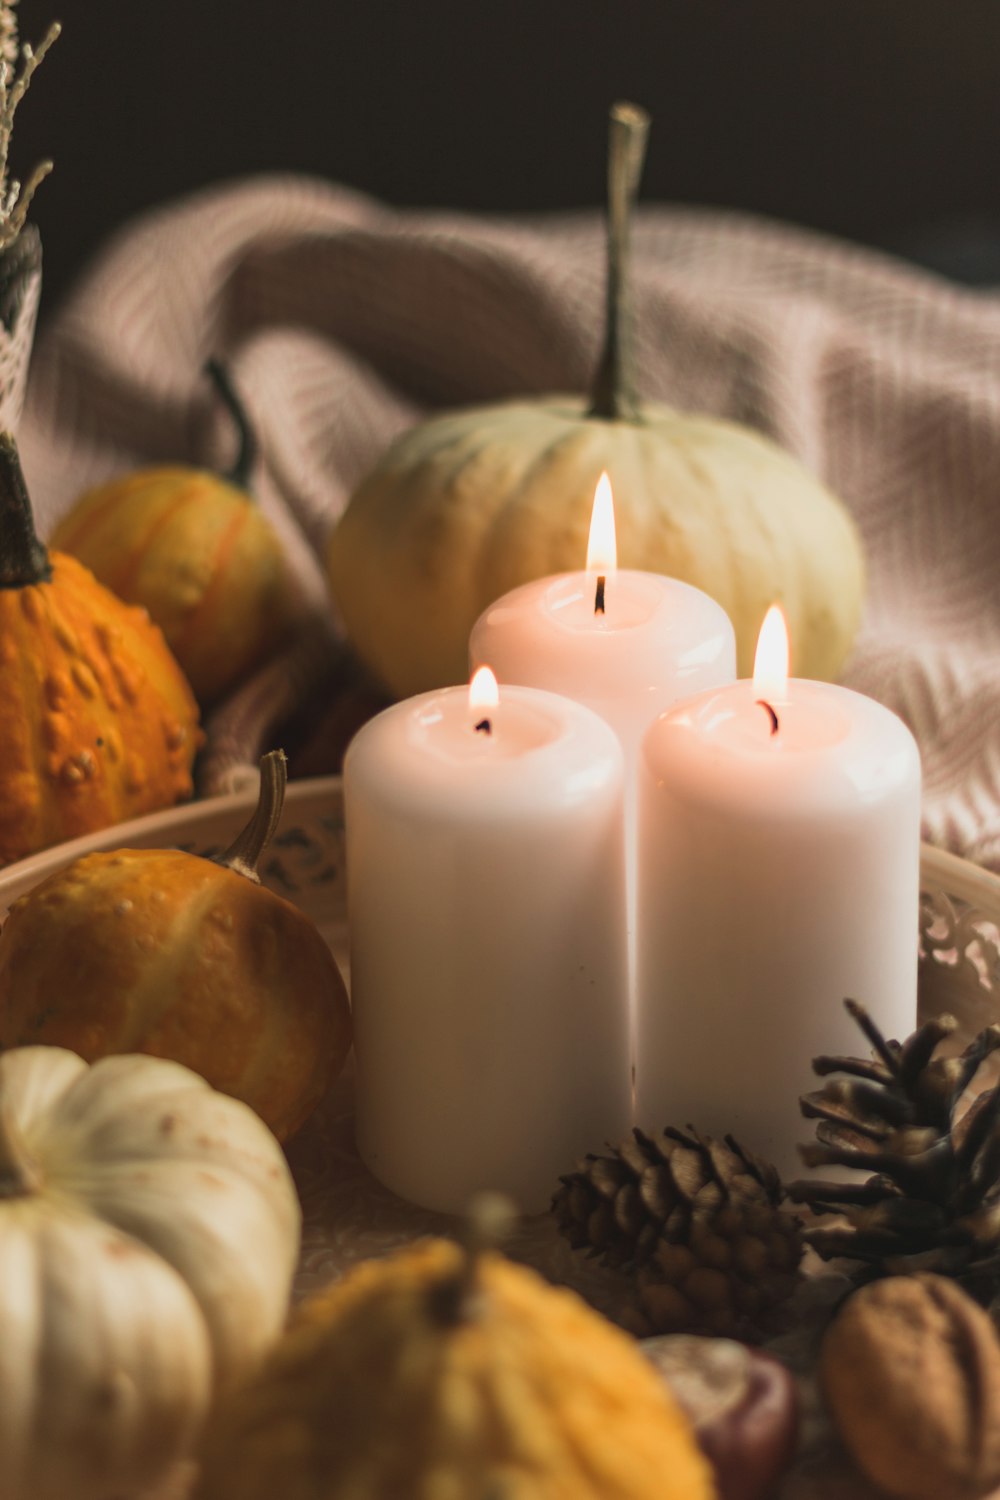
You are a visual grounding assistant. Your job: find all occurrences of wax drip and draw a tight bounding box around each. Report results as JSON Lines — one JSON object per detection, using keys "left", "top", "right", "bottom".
{"left": 594, "top": 575, "right": 606, "bottom": 615}
{"left": 756, "top": 700, "right": 780, "bottom": 735}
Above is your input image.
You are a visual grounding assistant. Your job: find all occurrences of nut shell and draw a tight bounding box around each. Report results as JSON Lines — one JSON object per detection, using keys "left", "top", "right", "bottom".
{"left": 821, "top": 1273, "right": 1000, "bottom": 1500}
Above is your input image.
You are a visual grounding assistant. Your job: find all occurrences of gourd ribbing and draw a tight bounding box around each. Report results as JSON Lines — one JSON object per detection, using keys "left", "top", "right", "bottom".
{"left": 0, "top": 430, "right": 50, "bottom": 587}
{"left": 588, "top": 101, "right": 650, "bottom": 425}
{"left": 0, "top": 1102, "right": 39, "bottom": 1198}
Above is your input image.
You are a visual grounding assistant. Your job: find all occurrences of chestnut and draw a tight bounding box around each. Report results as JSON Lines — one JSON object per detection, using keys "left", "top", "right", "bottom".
{"left": 642, "top": 1334, "right": 798, "bottom": 1500}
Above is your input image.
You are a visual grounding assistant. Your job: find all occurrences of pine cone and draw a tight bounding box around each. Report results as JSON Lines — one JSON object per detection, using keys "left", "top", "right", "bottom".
{"left": 553, "top": 1125, "right": 803, "bottom": 1337}
{"left": 787, "top": 999, "right": 1000, "bottom": 1285}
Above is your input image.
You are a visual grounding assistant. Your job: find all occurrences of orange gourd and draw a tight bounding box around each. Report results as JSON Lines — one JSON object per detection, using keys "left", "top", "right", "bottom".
{"left": 51, "top": 362, "right": 299, "bottom": 705}
{"left": 0, "top": 752, "right": 351, "bottom": 1141}
{"left": 0, "top": 431, "right": 200, "bottom": 865}
{"left": 195, "top": 1208, "right": 715, "bottom": 1500}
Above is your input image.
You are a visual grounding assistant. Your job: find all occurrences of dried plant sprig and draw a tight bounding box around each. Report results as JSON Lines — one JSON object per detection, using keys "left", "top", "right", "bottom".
{"left": 0, "top": 3, "right": 17, "bottom": 67}
{"left": 0, "top": 13, "right": 59, "bottom": 250}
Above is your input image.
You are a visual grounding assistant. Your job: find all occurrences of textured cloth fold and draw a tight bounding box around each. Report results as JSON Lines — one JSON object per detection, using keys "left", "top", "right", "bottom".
{"left": 17, "top": 175, "right": 1000, "bottom": 865}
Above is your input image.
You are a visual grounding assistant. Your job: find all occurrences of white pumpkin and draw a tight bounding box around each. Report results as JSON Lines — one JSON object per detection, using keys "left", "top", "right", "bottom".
{"left": 0, "top": 1045, "right": 301, "bottom": 1500}
{"left": 327, "top": 105, "right": 866, "bottom": 697}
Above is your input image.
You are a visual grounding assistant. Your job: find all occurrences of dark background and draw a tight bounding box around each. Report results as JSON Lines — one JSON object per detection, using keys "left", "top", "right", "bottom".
{"left": 14, "top": 0, "right": 1000, "bottom": 319}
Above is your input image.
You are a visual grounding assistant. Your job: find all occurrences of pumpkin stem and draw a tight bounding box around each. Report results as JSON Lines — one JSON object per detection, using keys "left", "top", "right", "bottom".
{"left": 428, "top": 1192, "right": 517, "bottom": 1326}
{"left": 216, "top": 750, "right": 287, "bottom": 883}
{"left": 587, "top": 101, "right": 650, "bottom": 424}
{"left": 205, "top": 358, "right": 258, "bottom": 493}
{"left": 0, "top": 1100, "right": 41, "bottom": 1198}
{"left": 0, "top": 430, "right": 51, "bottom": 588}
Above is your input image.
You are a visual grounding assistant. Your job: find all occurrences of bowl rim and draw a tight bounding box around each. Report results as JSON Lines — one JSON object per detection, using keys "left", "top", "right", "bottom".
{"left": 0, "top": 775, "right": 345, "bottom": 912}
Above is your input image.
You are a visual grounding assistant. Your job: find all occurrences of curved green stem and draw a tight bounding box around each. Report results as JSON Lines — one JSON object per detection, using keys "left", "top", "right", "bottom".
{"left": 216, "top": 750, "right": 286, "bottom": 883}
{"left": 0, "top": 431, "right": 51, "bottom": 588}
{"left": 588, "top": 102, "right": 651, "bottom": 424}
{"left": 205, "top": 358, "right": 258, "bottom": 493}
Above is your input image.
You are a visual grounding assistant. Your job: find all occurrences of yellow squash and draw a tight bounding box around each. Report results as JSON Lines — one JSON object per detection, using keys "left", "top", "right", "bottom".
{"left": 195, "top": 1215, "right": 716, "bottom": 1500}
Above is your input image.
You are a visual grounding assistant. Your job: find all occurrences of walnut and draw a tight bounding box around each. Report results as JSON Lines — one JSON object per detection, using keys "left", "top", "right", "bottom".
{"left": 820, "top": 1273, "right": 1000, "bottom": 1500}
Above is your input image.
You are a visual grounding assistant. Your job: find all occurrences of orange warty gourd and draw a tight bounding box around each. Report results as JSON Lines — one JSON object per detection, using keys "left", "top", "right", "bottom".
{"left": 51, "top": 361, "right": 299, "bottom": 705}
{"left": 0, "top": 752, "right": 352, "bottom": 1141}
{"left": 0, "top": 431, "right": 200, "bottom": 865}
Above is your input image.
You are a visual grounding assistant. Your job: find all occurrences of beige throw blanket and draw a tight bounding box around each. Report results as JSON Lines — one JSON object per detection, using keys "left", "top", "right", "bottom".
{"left": 17, "top": 176, "right": 1000, "bottom": 867}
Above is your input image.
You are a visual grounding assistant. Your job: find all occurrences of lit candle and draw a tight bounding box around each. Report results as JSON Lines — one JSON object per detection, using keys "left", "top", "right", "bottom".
{"left": 344, "top": 667, "right": 630, "bottom": 1214}
{"left": 470, "top": 475, "right": 736, "bottom": 1100}
{"left": 469, "top": 473, "right": 736, "bottom": 775}
{"left": 635, "top": 607, "right": 922, "bottom": 1175}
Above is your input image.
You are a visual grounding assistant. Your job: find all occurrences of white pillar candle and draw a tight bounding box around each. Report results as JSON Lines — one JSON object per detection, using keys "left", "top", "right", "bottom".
{"left": 469, "top": 474, "right": 736, "bottom": 774}
{"left": 470, "top": 474, "right": 736, "bottom": 1108}
{"left": 636, "top": 607, "right": 922, "bottom": 1176}
{"left": 344, "top": 668, "right": 630, "bottom": 1215}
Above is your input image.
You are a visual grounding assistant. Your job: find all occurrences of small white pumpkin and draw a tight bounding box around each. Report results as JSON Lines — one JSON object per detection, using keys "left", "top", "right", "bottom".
{"left": 0, "top": 1045, "right": 301, "bottom": 1500}
{"left": 327, "top": 106, "right": 865, "bottom": 696}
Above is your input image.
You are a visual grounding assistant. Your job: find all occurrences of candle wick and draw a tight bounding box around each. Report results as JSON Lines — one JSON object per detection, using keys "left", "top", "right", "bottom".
{"left": 756, "top": 699, "right": 780, "bottom": 735}
{"left": 594, "top": 575, "right": 606, "bottom": 615}
{"left": 474, "top": 718, "right": 493, "bottom": 736}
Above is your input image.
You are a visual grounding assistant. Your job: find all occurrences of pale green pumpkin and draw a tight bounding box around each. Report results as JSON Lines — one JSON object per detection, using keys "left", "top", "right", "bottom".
{"left": 327, "top": 106, "right": 864, "bottom": 698}
{"left": 328, "top": 394, "right": 863, "bottom": 695}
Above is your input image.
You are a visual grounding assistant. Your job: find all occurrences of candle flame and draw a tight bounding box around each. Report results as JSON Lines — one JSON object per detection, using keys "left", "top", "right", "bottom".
{"left": 586, "top": 472, "right": 618, "bottom": 574}
{"left": 753, "top": 604, "right": 790, "bottom": 700}
{"left": 468, "top": 665, "right": 500, "bottom": 712}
